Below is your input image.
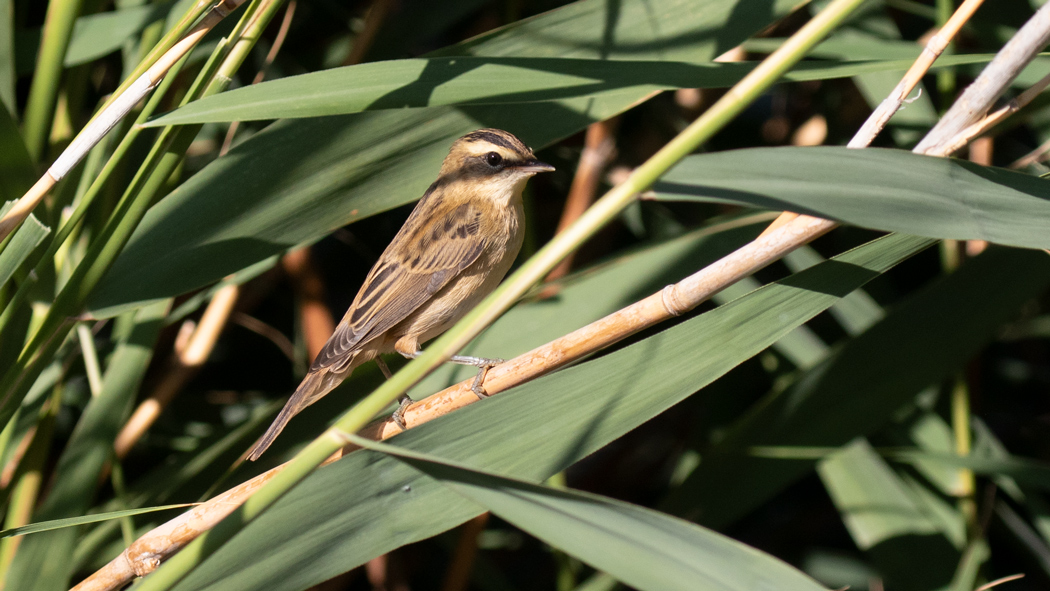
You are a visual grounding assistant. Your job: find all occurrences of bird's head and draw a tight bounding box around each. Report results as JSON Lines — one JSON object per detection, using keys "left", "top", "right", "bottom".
{"left": 439, "top": 129, "right": 554, "bottom": 198}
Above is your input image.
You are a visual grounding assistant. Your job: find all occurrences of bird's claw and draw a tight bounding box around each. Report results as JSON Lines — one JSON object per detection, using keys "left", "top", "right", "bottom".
{"left": 469, "top": 359, "right": 502, "bottom": 400}
{"left": 391, "top": 395, "right": 412, "bottom": 430}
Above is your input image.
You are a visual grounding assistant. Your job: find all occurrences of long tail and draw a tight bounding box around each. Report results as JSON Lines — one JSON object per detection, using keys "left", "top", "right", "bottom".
{"left": 247, "top": 369, "right": 339, "bottom": 461}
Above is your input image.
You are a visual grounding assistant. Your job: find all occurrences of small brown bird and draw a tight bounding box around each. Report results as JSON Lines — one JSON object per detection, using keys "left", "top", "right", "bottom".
{"left": 247, "top": 129, "right": 553, "bottom": 460}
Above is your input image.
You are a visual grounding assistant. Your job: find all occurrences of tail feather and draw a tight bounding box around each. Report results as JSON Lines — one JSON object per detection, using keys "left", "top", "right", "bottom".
{"left": 247, "top": 369, "right": 341, "bottom": 461}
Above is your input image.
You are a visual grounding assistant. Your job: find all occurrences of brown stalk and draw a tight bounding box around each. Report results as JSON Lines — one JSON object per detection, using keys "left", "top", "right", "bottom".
{"left": 69, "top": 3, "right": 1050, "bottom": 589}
{"left": 441, "top": 513, "right": 490, "bottom": 591}
{"left": 282, "top": 247, "right": 336, "bottom": 360}
{"left": 220, "top": 0, "right": 297, "bottom": 154}
{"left": 112, "top": 284, "right": 240, "bottom": 459}
{"left": 545, "top": 119, "right": 618, "bottom": 283}
{"left": 341, "top": 0, "right": 394, "bottom": 67}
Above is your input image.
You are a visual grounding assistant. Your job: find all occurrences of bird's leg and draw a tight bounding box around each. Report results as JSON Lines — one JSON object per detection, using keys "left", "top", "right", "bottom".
{"left": 398, "top": 349, "right": 502, "bottom": 400}
{"left": 374, "top": 356, "right": 394, "bottom": 379}
{"left": 375, "top": 356, "right": 411, "bottom": 430}
{"left": 446, "top": 354, "right": 504, "bottom": 400}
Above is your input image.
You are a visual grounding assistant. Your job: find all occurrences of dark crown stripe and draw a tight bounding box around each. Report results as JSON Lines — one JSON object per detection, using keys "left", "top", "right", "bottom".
{"left": 464, "top": 130, "right": 526, "bottom": 154}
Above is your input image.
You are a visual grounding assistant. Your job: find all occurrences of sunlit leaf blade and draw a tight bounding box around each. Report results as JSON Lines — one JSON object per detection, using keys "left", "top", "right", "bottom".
{"left": 818, "top": 439, "right": 962, "bottom": 589}
{"left": 665, "top": 247, "right": 1050, "bottom": 530}
{"left": 782, "top": 246, "right": 883, "bottom": 335}
{"left": 15, "top": 1, "right": 178, "bottom": 73}
{"left": 87, "top": 0, "right": 807, "bottom": 317}
{"left": 653, "top": 146, "right": 1050, "bottom": 250}
{"left": 355, "top": 437, "right": 829, "bottom": 591}
{"left": 168, "top": 233, "right": 930, "bottom": 591}
{"left": 145, "top": 54, "right": 997, "bottom": 127}
{"left": 0, "top": 504, "right": 193, "bottom": 539}
{"left": 0, "top": 205, "right": 48, "bottom": 287}
{"left": 66, "top": 1, "right": 175, "bottom": 66}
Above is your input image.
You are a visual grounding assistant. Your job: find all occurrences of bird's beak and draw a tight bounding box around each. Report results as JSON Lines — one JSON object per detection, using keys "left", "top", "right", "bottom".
{"left": 512, "top": 159, "right": 555, "bottom": 173}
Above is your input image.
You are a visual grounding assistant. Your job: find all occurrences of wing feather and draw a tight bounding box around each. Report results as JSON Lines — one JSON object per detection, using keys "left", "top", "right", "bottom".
{"left": 310, "top": 200, "right": 487, "bottom": 371}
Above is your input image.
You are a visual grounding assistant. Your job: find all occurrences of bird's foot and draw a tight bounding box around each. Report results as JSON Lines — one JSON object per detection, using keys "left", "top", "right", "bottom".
{"left": 450, "top": 355, "right": 504, "bottom": 400}
{"left": 391, "top": 394, "right": 413, "bottom": 430}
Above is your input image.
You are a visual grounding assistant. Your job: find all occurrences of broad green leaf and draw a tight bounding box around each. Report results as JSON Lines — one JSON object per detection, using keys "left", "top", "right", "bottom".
{"left": 782, "top": 247, "right": 883, "bottom": 336}
{"left": 653, "top": 146, "right": 1050, "bottom": 250}
{"left": 712, "top": 275, "right": 829, "bottom": 369}
{"left": 145, "top": 54, "right": 998, "bottom": 127}
{"left": 66, "top": 1, "right": 175, "bottom": 66}
{"left": 0, "top": 505, "right": 193, "bottom": 540}
{"left": 744, "top": 36, "right": 928, "bottom": 60}
{"left": 818, "top": 439, "right": 962, "bottom": 590}
{"left": 167, "top": 233, "right": 929, "bottom": 591}
{"left": 0, "top": 204, "right": 48, "bottom": 287}
{"left": 5, "top": 302, "right": 168, "bottom": 591}
{"left": 664, "top": 246, "right": 1050, "bottom": 530}
{"left": 357, "top": 436, "right": 828, "bottom": 591}
{"left": 87, "top": 0, "right": 808, "bottom": 317}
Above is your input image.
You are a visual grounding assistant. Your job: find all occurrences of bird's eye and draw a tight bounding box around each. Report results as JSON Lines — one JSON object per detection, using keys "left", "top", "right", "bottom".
{"left": 485, "top": 152, "right": 503, "bottom": 167}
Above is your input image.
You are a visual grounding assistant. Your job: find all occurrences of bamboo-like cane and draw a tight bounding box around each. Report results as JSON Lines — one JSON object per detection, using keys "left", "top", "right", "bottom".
{"left": 851, "top": 0, "right": 987, "bottom": 148}
{"left": 0, "top": 0, "right": 249, "bottom": 243}
{"left": 934, "top": 70, "right": 1050, "bottom": 156}
{"left": 70, "top": 2, "right": 1050, "bottom": 589}
{"left": 759, "top": 0, "right": 988, "bottom": 239}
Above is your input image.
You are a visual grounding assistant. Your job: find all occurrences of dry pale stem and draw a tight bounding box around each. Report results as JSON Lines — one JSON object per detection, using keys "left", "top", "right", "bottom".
{"left": 975, "top": 574, "right": 1025, "bottom": 591}
{"left": 0, "top": 175, "right": 56, "bottom": 242}
{"left": 763, "top": 0, "right": 986, "bottom": 237}
{"left": 113, "top": 284, "right": 240, "bottom": 459}
{"left": 757, "top": 212, "right": 799, "bottom": 238}
{"left": 850, "top": 0, "right": 986, "bottom": 148}
{"left": 916, "top": 1, "right": 1050, "bottom": 154}
{"left": 937, "top": 70, "right": 1050, "bottom": 156}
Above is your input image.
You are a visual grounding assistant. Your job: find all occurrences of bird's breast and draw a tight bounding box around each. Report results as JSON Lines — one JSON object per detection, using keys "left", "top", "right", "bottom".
{"left": 392, "top": 197, "right": 525, "bottom": 346}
